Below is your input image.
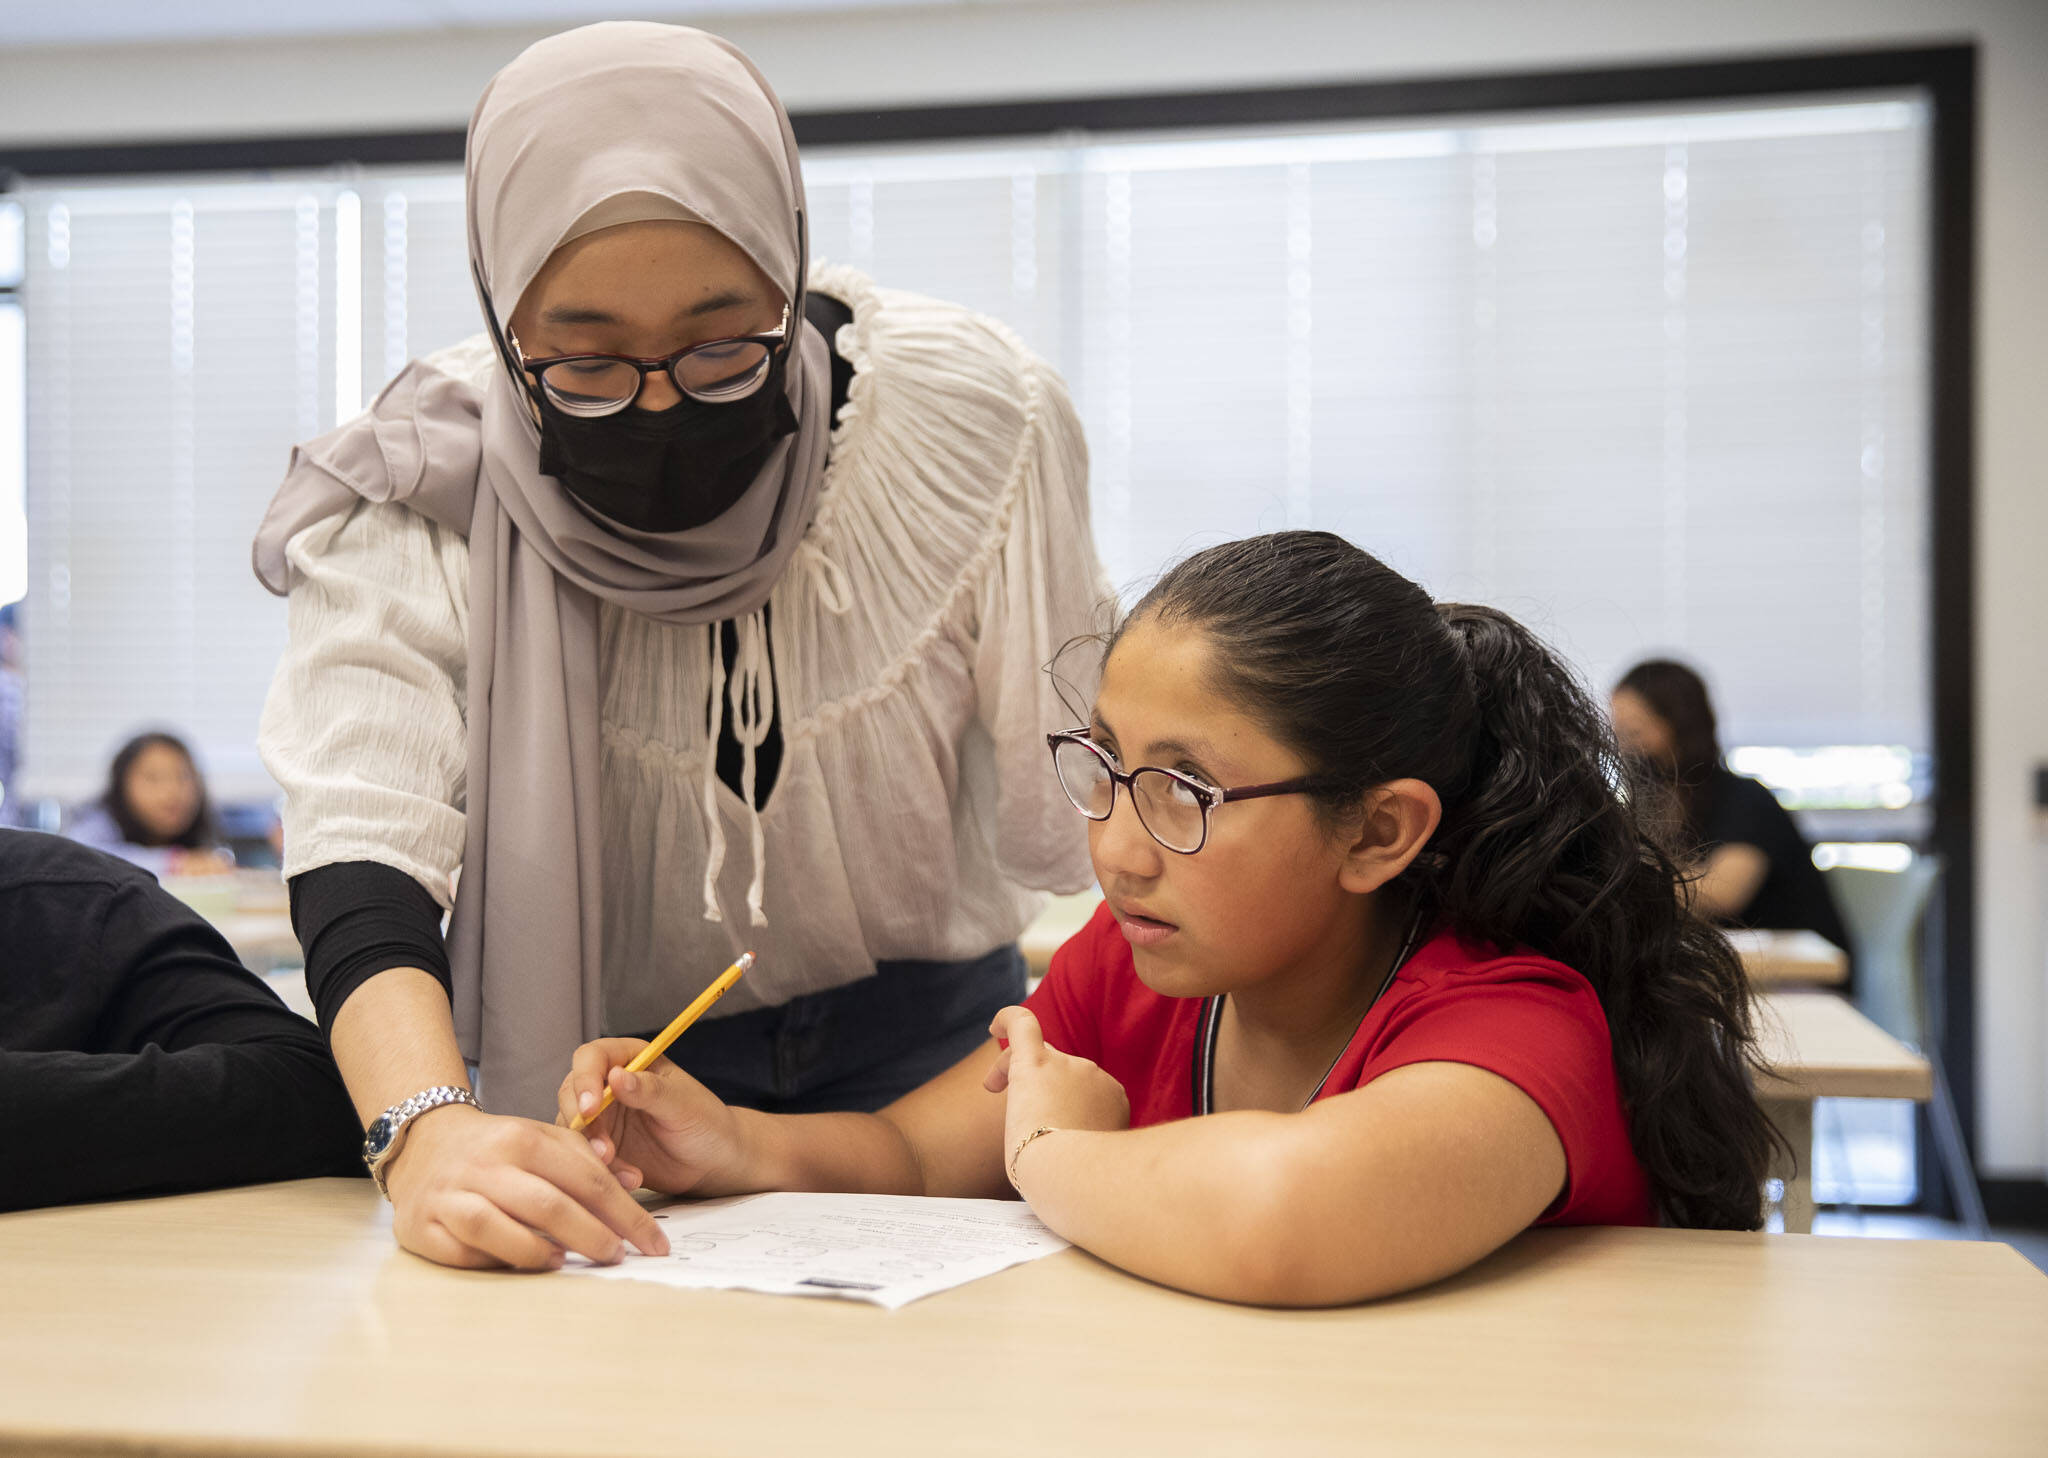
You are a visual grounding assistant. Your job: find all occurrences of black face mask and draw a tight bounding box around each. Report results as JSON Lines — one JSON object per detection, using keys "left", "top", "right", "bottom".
{"left": 532, "top": 349, "right": 798, "bottom": 535}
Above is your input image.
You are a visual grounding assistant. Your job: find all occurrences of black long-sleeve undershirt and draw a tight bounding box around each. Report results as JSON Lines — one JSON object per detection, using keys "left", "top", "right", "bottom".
{"left": 0, "top": 830, "right": 363, "bottom": 1211}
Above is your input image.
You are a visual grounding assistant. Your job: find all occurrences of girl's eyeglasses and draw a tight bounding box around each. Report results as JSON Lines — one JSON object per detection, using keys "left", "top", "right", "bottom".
{"left": 510, "top": 302, "right": 791, "bottom": 417}
{"left": 1046, "top": 729, "right": 1335, "bottom": 855}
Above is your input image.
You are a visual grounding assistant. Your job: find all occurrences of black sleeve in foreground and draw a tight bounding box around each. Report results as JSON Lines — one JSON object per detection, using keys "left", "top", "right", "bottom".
{"left": 0, "top": 1040, "right": 365, "bottom": 1211}
{"left": 290, "top": 861, "right": 452, "bottom": 1038}
{"left": 0, "top": 870, "right": 365, "bottom": 1212}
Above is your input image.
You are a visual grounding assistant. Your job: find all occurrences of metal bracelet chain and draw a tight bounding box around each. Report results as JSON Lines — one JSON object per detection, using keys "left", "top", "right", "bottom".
{"left": 398, "top": 1086, "right": 479, "bottom": 1121}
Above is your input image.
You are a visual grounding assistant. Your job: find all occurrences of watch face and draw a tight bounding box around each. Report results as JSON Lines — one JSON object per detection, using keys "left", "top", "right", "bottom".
{"left": 364, "top": 1114, "right": 396, "bottom": 1160}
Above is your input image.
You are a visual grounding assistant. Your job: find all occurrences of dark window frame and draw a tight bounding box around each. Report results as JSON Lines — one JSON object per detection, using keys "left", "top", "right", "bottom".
{"left": 0, "top": 43, "right": 1981, "bottom": 1193}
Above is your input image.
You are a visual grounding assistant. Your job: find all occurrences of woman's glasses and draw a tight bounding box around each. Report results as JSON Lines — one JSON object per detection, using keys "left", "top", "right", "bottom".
{"left": 1046, "top": 729, "right": 1334, "bottom": 855}
{"left": 511, "top": 303, "right": 791, "bottom": 417}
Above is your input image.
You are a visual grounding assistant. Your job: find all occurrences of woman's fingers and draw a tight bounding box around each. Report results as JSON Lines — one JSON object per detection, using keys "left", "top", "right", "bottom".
{"left": 385, "top": 1109, "right": 669, "bottom": 1270}
{"left": 482, "top": 1165, "right": 628, "bottom": 1266}
{"left": 436, "top": 1192, "right": 565, "bottom": 1272}
{"left": 521, "top": 1124, "right": 669, "bottom": 1257}
{"left": 413, "top": 1217, "right": 504, "bottom": 1271}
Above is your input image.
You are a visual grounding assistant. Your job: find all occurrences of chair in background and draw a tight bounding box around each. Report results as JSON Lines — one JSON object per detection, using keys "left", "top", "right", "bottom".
{"left": 1824, "top": 858, "right": 1988, "bottom": 1238}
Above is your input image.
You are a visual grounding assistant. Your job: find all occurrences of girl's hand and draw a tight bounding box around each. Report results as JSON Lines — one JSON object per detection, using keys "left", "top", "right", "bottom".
{"left": 984, "top": 1006, "right": 1129, "bottom": 1180}
{"left": 555, "top": 1038, "right": 750, "bottom": 1197}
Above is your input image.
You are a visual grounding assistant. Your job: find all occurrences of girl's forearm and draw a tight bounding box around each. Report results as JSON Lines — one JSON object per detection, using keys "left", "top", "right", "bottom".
{"left": 1010, "top": 1113, "right": 1313, "bottom": 1304}
{"left": 719, "top": 1109, "right": 928, "bottom": 1197}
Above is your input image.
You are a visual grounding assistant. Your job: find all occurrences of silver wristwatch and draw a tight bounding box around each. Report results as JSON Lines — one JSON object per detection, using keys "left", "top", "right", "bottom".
{"left": 362, "top": 1086, "right": 482, "bottom": 1198}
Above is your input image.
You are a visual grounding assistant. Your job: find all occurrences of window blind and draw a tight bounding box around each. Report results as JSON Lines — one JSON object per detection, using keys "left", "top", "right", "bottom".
{"left": 11, "top": 91, "right": 1930, "bottom": 806}
{"left": 806, "top": 96, "right": 1932, "bottom": 761}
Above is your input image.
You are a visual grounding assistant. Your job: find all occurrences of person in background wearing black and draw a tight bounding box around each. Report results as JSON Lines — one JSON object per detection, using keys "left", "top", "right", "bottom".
{"left": 1610, "top": 660, "right": 1852, "bottom": 982}
{"left": 0, "top": 829, "right": 362, "bottom": 1211}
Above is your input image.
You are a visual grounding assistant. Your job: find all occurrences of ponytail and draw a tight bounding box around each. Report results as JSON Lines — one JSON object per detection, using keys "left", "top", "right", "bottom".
{"left": 1426, "top": 606, "right": 1776, "bottom": 1229}
{"left": 1121, "top": 533, "right": 1777, "bottom": 1229}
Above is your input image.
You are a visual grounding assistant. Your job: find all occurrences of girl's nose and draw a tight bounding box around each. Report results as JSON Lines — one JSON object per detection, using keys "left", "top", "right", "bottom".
{"left": 1090, "top": 789, "right": 1165, "bottom": 882}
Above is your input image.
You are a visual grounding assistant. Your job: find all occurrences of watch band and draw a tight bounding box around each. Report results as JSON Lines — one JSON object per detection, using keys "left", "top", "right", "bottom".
{"left": 362, "top": 1085, "right": 481, "bottom": 1199}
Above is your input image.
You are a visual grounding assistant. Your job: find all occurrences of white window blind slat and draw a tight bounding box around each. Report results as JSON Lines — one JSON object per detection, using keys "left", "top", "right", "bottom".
{"left": 22, "top": 183, "right": 339, "bottom": 800}
{"left": 13, "top": 91, "right": 1931, "bottom": 811}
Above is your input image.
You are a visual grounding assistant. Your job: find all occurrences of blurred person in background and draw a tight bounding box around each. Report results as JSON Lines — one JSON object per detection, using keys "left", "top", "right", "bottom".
{"left": 0, "top": 605, "right": 22, "bottom": 826}
{"left": 1610, "top": 659, "right": 1850, "bottom": 975}
{"left": 67, "top": 730, "right": 234, "bottom": 877}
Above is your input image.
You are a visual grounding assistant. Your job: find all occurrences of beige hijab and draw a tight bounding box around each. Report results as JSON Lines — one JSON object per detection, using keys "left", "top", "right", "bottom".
{"left": 254, "top": 22, "right": 832, "bottom": 1117}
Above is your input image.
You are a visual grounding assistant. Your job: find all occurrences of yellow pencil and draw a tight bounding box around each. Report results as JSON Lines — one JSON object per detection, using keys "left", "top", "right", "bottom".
{"left": 569, "top": 952, "right": 753, "bottom": 1131}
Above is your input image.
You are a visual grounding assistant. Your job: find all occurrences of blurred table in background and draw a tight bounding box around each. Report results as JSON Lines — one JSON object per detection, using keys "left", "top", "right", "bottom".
{"left": 162, "top": 869, "right": 307, "bottom": 1013}
{"left": 1721, "top": 927, "right": 1849, "bottom": 987}
{"left": 1020, "top": 891, "right": 1103, "bottom": 979}
{"left": 1752, "top": 989, "right": 1932, "bottom": 1234}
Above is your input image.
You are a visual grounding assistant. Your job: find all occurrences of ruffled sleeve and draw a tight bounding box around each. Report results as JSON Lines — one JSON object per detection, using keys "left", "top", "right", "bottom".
{"left": 257, "top": 499, "right": 471, "bottom": 908}
{"left": 970, "top": 354, "right": 1112, "bottom": 892}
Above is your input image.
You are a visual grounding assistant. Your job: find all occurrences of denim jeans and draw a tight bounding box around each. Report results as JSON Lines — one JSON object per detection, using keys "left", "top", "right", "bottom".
{"left": 654, "top": 944, "right": 1027, "bottom": 1114}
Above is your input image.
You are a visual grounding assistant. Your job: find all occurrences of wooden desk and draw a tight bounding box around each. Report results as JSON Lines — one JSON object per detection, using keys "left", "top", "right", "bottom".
{"left": 3, "top": 1180, "right": 2043, "bottom": 1458}
{"left": 1752, "top": 990, "right": 1932, "bottom": 1235}
{"left": 1752, "top": 991, "right": 1932, "bottom": 1104}
{"left": 1722, "top": 927, "right": 1849, "bottom": 987}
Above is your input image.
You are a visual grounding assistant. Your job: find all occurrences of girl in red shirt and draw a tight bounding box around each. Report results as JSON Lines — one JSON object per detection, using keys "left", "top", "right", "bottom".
{"left": 554, "top": 532, "right": 1775, "bottom": 1304}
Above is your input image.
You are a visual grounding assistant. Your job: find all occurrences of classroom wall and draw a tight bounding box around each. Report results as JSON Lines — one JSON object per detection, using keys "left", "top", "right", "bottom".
{"left": 2, "top": 0, "right": 2044, "bottom": 1180}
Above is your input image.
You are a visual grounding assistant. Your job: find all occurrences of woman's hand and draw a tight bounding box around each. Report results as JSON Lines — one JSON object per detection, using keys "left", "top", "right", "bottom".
{"left": 381, "top": 1103, "right": 671, "bottom": 1271}
{"left": 556, "top": 1038, "right": 752, "bottom": 1198}
{"left": 984, "top": 1006, "right": 1128, "bottom": 1184}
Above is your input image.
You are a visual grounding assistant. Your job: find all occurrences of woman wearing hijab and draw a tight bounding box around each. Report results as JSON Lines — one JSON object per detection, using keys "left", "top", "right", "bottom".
{"left": 255, "top": 23, "right": 1104, "bottom": 1270}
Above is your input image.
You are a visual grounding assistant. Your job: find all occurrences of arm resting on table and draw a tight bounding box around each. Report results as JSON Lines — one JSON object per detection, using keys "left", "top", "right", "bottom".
{"left": 1012, "top": 1060, "right": 1566, "bottom": 1307}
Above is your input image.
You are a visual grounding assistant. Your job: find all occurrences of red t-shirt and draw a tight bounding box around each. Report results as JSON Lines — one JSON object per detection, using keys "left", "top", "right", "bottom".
{"left": 1024, "top": 902, "right": 1656, "bottom": 1227}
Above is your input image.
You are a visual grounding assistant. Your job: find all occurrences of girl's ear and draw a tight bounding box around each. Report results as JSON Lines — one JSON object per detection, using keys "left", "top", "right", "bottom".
{"left": 1336, "top": 779, "right": 1442, "bottom": 896}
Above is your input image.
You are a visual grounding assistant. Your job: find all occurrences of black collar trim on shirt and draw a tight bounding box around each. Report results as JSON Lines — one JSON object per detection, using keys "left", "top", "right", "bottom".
{"left": 1191, "top": 911, "right": 1427, "bottom": 1118}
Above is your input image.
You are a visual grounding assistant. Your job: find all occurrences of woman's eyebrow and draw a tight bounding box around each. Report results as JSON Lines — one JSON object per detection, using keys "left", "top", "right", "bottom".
{"left": 541, "top": 304, "right": 623, "bottom": 326}
{"left": 539, "top": 291, "right": 755, "bottom": 329}
{"left": 675, "top": 289, "right": 755, "bottom": 319}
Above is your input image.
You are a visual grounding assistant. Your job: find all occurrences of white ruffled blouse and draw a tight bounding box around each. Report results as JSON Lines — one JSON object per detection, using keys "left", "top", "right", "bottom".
{"left": 259, "top": 264, "right": 1108, "bottom": 1028}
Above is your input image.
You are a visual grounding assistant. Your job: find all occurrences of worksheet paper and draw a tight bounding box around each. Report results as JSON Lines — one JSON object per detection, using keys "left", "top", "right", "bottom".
{"left": 557, "top": 1192, "right": 1069, "bottom": 1309}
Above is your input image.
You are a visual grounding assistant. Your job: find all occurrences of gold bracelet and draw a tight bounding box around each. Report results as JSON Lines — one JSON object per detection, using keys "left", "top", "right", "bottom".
{"left": 1006, "top": 1125, "right": 1062, "bottom": 1192}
